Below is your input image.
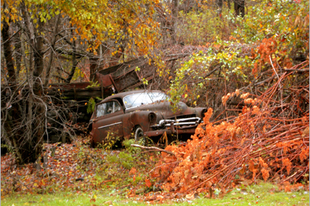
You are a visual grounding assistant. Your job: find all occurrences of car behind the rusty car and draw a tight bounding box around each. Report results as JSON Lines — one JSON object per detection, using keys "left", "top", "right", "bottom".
{"left": 89, "top": 90, "right": 207, "bottom": 146}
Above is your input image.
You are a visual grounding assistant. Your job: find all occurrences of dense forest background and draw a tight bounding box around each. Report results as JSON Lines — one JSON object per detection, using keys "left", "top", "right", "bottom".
{"left": 1, "top": 0, "right": 308, "bottom": 167}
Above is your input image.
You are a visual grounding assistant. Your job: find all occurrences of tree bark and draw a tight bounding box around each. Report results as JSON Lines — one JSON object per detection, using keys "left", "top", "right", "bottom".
{"left": 44, "top": 14, "right": 61, "bottom": 86}
{"left": 171, "top": 0, "right": 178, "bottom": 44}
{"left": 234, "top": 0, "right": 245, "bottom": 17}
{"left": 1, "top": 4, "right": 25, "bottom": 164}
{"left": 217, "top": 0, "right": 223, "bottom": 17}
{"left": 14, "top": 28, "right": 22, "bottom": 81}
{"left": 66, "top": 28, "right": 79, "bottom": 83}
{"left": 9, "top": 1, "right": 45, "bottom": 164}
{"left": 32, "top": 19, "right": 44, "bottom": 80}
{"left": 32, "top": 16, "right": 45, "bottom": 163}
{"left": 89, "top": 56, "right": 99, "bottom": 82}
{"left": 2, "top": 13, "right": 17, "bottom": 87}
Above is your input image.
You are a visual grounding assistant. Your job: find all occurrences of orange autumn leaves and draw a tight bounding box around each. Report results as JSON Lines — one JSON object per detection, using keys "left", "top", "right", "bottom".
{"left": 150, "top": 83, "right": 309, "bottom": 197}
{"left": 130, "top": 167, "right": 152, "bottom": 188}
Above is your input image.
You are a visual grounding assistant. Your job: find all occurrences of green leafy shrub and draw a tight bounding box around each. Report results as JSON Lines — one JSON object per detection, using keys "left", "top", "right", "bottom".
{"left": 96, "top": 132, "right": 121, "bottom": 150}
{"left": 87, "top": 97, "right": 102, "bottom": 114}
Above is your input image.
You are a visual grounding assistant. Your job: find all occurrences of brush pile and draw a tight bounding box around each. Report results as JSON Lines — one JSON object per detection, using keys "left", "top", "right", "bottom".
{"left": 151, "top": 61, "right": 309, "bottom": 198}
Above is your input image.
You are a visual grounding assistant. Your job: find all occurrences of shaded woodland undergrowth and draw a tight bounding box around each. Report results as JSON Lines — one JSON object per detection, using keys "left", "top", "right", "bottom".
{"left": 1, "top": 138, "right": 160, "bottom": 199}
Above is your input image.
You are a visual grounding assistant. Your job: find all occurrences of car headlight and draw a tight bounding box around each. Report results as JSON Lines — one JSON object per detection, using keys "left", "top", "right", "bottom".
{"left": 201, "top": 109, "right": 208, "bottom": 119}
{"left": 148, "top": 112, "right": 157, "bottom": 124}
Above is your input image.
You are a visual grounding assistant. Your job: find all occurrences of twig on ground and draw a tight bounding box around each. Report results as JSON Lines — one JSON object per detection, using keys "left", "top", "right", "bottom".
{"left": 131, "top": 144, "right": 175, "bottom": 156}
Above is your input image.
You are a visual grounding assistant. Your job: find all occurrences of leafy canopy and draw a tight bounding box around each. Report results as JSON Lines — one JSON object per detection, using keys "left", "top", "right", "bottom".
{"left": 2, "top": 0, "right": 161, "bottom": 56}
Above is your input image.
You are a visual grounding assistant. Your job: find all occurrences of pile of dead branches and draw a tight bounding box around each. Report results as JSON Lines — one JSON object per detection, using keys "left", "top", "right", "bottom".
{"left": 150, "top": 61, "right": 309, "bottom": 198}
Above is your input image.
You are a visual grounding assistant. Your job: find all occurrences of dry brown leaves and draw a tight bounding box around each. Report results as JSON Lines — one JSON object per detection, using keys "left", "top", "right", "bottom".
{"left": 1, "top": 140, "right": 106, "bottom": 197}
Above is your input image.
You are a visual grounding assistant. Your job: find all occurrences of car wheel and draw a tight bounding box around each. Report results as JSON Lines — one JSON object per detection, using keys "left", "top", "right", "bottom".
{"left": 90, "top": 139, "right": 95, "bottom": 148}
{"left": 134, "top": 126, "right": 145, "bottom": 145}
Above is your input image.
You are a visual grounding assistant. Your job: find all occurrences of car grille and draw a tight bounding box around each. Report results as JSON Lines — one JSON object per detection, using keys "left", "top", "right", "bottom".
{"left": 151, "top": 116, "right": 201, "bottom": 129}
{"left": 169, "top": 114, "right": 196, "bottom": 120}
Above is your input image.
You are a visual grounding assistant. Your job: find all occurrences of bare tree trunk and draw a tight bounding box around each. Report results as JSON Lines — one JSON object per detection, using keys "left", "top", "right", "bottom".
{"left": 14, "top": 28, "right": 22, "bottom": 81}
{"left": 66, "top": 28, "right": 79, "bottom": 83}
{"left": 1, "top": 4, "right": 24, "bottom": 164}
{"left": 234, "top": 0, "right": 245, "bottom": 17}
{"left": 44, "top": 15, "right": 61, "bottom": 86}
{"left": 2, "top": 0, "right": 79, "bottom": 165}
{"left": 32, "top": 17, "right": 45, "bottom": 163}
{"left": 171, "top": 0, "right": 178, "bottom": 44}
{"left": 2, "top": 12, "right": 17, "bottom": 87}
{"left": 32, "top": 19, "right": 44, "bottom": 83}
{"left": 8, "top": 2, "right": 45, "bottom": 164}
{"left": 89, "top": 56, "right": 99, "bottom": 81}
{"left": 217, "top": 0, "right": 223, "bottom": 17}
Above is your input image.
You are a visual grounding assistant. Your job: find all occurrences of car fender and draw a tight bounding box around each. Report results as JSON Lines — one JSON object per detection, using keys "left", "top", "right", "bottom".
{"left": 123, "top": 111, "right": 155, "bottom": 138}
{"left": 194, "top": 107, "right": 209, "bottom": 119}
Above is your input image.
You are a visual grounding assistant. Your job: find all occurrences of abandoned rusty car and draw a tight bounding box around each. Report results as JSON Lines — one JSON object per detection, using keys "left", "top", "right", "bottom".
{"left": 89, "top": 90, "right": 207, "bottom": 146}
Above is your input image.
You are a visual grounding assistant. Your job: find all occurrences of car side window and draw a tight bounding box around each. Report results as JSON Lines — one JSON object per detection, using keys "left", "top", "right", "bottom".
{"left": 96, "top": 101, "right": 122, "bottom": 117}
{"left": 105, "top": 102, "right": 114, "bottom": 114}
{"left": 96, "top": 103, "right": 106, "bottom": 117}
{"left": 114, "top": 102, "right": 121, "bottom": 112}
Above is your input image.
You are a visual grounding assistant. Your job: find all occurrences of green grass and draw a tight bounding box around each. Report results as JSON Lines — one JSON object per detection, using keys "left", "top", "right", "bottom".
{"left": 2, "top": 182, "right": 308, "bottom": 206}
{"left": 192, "top": 182, "right": 309, "bottom": 206}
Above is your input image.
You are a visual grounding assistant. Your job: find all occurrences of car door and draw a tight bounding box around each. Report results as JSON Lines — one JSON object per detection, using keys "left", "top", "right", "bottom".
{"left": 92, "top": 100, "right": 124, "bottom": 145}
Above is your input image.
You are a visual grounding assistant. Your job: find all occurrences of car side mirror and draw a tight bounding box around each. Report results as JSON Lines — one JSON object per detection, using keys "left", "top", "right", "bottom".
{"left": 90, "top": 119, "right": 97, "bottom": 123}
{"left": 181, "top": 97, "right": 186, "bottom": 103}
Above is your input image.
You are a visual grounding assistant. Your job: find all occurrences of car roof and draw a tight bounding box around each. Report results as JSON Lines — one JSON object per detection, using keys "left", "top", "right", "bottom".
{"left": 100, "top": 90, "right": 165, "bottom": 102}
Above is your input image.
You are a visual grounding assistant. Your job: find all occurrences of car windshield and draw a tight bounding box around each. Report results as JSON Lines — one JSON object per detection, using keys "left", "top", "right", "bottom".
{"left": 123, "top": 91, "right": 167, "bottom": 109}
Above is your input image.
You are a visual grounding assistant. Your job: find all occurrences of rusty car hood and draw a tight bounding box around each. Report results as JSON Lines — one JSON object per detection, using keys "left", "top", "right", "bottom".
{"left": 125, "top": 101, "right": 199, "bottom": 119}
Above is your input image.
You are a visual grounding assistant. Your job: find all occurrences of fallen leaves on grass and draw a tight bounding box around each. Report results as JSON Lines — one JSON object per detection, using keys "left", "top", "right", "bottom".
{"left": 1, "top": 139, "right": 158, "bottom": 199}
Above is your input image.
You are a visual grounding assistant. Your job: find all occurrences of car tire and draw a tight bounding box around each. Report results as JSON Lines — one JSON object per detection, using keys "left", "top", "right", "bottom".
{"left": 134, "top": 126, "right": 145, "bottom": 145}
{"left": 90, "top": 139, "right": 95, "bottom": 148}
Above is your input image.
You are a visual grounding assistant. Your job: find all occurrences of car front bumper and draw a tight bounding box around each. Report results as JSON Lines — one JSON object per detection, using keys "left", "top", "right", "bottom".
{"left": 144, "top": 127, "right": 197, "bottom": 137}
{"left": 145, "top": 117, "right": 202, "bottom": 137}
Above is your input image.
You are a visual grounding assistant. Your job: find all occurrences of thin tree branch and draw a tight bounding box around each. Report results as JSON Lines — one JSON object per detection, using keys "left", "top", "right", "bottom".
{"left": 131, "top": 144, "right": 175, "bottom": 156}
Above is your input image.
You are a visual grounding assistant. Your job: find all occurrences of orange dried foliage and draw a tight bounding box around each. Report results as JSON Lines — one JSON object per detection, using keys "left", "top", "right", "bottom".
{"left": 299, "top": 148, "right": 309, "bottom": 162}
{"left": 145, "top": 179, "right": 152, "bottom": 187}
{"left": 261, "top": 168, "right": 270, "bottom": 181}
{"left": 129, "top": 167, "right": 137, "bottom": 175}
{"left": 282, "top": 158, "right": 292, "bottom": 175}
{"left": 249, "top": 160, "right": 255, "bottom": 172}
{"left": 150, "top": 68, "right": 309, "bottom": 199}
{"left": 257, "top": 38, "right": 277, "bottom": 63}
{"left": 280, "top": 182, "right": 306, "bottom": 193}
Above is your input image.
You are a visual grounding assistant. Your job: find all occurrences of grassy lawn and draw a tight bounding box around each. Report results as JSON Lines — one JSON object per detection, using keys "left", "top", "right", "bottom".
{"left": 2, "top": 182, "right": 309, "bottom": 206}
